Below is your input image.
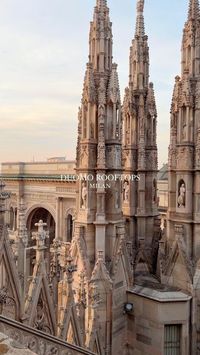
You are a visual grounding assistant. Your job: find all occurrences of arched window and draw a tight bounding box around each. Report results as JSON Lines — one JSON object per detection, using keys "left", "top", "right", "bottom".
{"left": 10, "top": 207, "right": 17, "bottom": 231}
{"left": 26, "top": 207, "right": 56, "bottom": 275}
{"left": 95, "top": 106, "right": 98, "bottom": 139}
{"left": 187, "top": 45, "right": 191, "bottom": 67}
{"left": 153, "top": 116, "right": 156, "bottom": 135}
{"left": 182, "top": 105, "right": 186, "bottom": 125}
{"left": 83, "top": 106, "right": 87, "bottom": 139}
{"left": 126, "top": 114, "right": 131, "bottom": 144}
{"left": 116, "top": 108, "right": 120, "bottom": 138}
{"left": 125, "top": 218, "right": 130, "bottom": 238}
{"left": 92, "top": 38, "right": 95, "bottom": 61}
{"left": 108, "top": 39, "right": 111, "bottom": 69}
{"left": 66, "top": 214, "right": 73, "bottom": 242}
{"left": 153, "top": 179, "right": 157, "bottom": 203}
{"left": 147, "top": 113, "right": 151, "bottom": 143}
{"left": 10, "top": 207, "right": 14, "bottom": 230}
{"left": 182, "top": 106, "right": 187, "bottom": 141}
{"left": 14, "top": 208, "right": 17, "bottom": 230}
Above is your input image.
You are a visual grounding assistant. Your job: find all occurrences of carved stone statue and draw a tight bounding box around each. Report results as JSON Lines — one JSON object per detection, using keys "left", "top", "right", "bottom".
{"left": 178, "top": 183, "right": 186, "bottom": 207}
{"left": 32, "top": 220, "right": 49, "bottom": 249}
{"left": 115, "top": 190, "right": 119, "bottom": 209}
{"left": 137, "top": 0, "right": 144, "bottom": 13}
{"left": 81, "top": 181, "right": 87, "bottom": 209}
{"left": 182, "top": 124, "right": 187, "bottom": 141}
{"left": 123, "top": 181, "right": 129, "bottom": 202}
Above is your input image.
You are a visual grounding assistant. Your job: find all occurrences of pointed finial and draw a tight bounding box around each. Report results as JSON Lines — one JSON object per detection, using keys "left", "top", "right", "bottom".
{"left": 188, "top": 0, "right": 200, "bottom": 20}
{"left": 135, "top": 0, "right": 145, "bottom": 37}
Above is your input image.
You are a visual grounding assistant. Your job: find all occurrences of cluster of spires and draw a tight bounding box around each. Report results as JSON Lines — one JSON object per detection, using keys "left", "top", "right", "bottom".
{"left": 1, "top": 0, "right": 200, "bottom": 353}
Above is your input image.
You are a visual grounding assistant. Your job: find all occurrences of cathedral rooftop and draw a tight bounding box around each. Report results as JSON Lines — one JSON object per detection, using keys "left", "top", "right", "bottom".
{"left": 129, "top": 282, "right": 191, "bottom": 303}
{"left": 157, "top": 163, "right": 168, "bottom": 181}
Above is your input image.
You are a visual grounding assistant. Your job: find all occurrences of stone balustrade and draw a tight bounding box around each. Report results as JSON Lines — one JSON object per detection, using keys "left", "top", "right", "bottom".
{"left": 0, "top": 316, "right": 96, "bottom": 355}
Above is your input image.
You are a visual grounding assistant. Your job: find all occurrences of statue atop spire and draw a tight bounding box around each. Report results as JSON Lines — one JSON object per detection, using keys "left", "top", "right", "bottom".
{"left": 188, "top": 0, "right": 200, "bottom": 20}
{"left": 137, "top": 0, "right": 144, "bottom": 13}
{"left": 96, "top": 0, "right": 107, "bottom": 9}
{"left": 129, "top": 0, "right": 148, "bottom": 89}
{"left": 89, "top": 0, "right": 112, "bottom": 72}
{"left": 182, "top": 0, "right": 200, "bottom": 76}
{"left": 135, "top": 0, "right": 145, "bottom": 37}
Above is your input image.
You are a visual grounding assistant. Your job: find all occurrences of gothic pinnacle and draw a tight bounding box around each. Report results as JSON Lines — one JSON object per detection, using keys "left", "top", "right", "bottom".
{"left": 135, "top": 0, "right": 145, "bottom": 37}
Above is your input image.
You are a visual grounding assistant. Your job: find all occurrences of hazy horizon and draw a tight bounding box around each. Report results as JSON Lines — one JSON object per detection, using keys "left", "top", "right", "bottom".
{"left": 0, "top": 0, "right": 189, "bottom": 167}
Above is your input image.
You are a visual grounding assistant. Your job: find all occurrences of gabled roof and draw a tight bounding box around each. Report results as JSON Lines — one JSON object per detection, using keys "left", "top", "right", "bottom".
{"left": 158, "top": 163, "right": 168, "bottom": 181}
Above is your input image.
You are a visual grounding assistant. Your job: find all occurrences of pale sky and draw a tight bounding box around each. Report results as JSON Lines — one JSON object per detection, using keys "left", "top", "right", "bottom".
{"left": 0, "top": 0, "right": 189, "bottom": 166}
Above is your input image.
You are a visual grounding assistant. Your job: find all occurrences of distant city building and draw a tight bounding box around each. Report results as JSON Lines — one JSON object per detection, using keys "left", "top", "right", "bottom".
{"left": 47, "top": 157, "right": 67, "bottom": 162}
{"left": 157, "top": 163, "right": 168, "bottom": 212}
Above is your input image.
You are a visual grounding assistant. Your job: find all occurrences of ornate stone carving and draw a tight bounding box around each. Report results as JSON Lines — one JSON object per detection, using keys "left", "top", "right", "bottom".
{"left": 0, "top": 287, "right": 8, "bottom": 308}
{"left": 34, "top": 295, "right": 52, "bottom": 334}
{"left": 89, "top": 284, "right": 102, "bottom": 309}
{"left": 80, "top": 145, "right": 88, "bottom": 167}
{"left": 0, "top": 288, "right": 16, "bottom": 320}
{"left": 98, "top": 78, "right": 106, "bottom": 106}
{"left": 50, "top": 239, "right": 61, "bottom": 283}
{"left": 168, "top": 146, "right": 177, "bottom": 169}
{"left": 78, "top": 271, "right": 87, "bottom": 309}
{"left": 195, "top": 128, "right": 200, "bottom": 168}
{"left": 177, "top": 146, "right": 193, "bottom": 170}
{"left": 97, "top": 130, "right": 106, "bottom": 168}
{"left": 175, "top": 224, "right": 184, "bottom": 237}
{"left": 82, "top": 63, "right": 96, "bottom": 104}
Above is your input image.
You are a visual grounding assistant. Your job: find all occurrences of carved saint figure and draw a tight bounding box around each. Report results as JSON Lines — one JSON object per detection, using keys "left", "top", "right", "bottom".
{"left": 115, "top": 190, "right": 119, "bottom": 209}
{"left": 137, "top": 0, "right": 144, "bottom": 13}
{"left": 123, "top": 181, "right": 129, "bottom": 202}
{"left": 33, "top": 220, "right": 48, "bottom": 249}
{"left": 81, "top": 181, "right": 87, "bottom": 209}
{"left": 182, "top": 125, "right": 187, "bottom": 141}
{"left": 178, "top": 183, "right": 186, "bottom": 207}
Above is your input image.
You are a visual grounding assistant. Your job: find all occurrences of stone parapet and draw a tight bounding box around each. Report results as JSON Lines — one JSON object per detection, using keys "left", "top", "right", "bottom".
{"left": 0, "top": 316, "right": 96, "bottom": 355}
